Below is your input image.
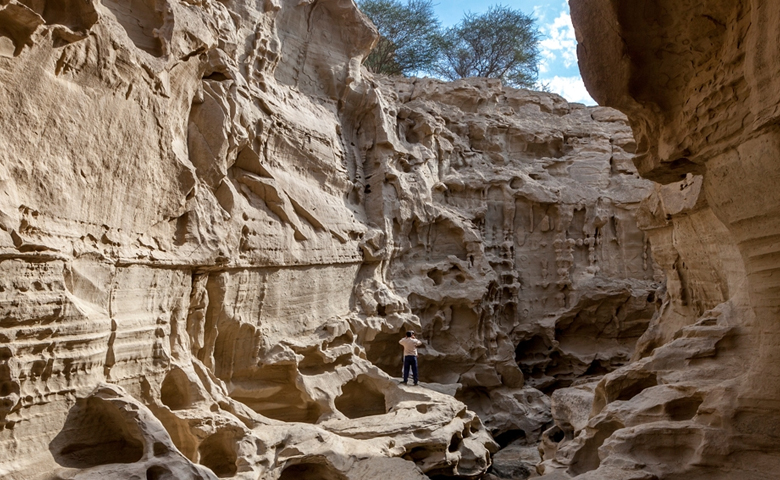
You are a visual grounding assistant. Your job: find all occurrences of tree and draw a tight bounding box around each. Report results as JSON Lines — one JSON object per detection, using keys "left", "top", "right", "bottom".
{"left": 434, "top": 5, "right": 541, "bottom": 88}
{"left": 358, "top": 0, "right": 442, "bottom": 76}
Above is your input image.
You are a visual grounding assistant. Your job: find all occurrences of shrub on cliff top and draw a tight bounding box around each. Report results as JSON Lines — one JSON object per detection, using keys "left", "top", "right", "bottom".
{"left": 358, "top": 0, "right": 443, "bottom": 76}
{"left": 434, "top": 6, "right": 541, "bottom": 88}
{"left": 358, "top": 2, "right": 541, "bottom": 88}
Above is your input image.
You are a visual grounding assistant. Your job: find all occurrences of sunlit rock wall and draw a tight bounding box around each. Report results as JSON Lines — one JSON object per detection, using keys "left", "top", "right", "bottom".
{"left": 362, "top": 77, "right": 660, "bottom": 445}
{"left": 537, "top": 0, "right": 780, "bottom": 478}
{"left": 0, "top": 0, "right": 659, "bottom": 478}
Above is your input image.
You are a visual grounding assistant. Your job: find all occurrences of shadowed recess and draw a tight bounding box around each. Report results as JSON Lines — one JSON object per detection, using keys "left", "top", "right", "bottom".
{"left": 101, "top": 0, "right": 165, "bottom": 56}
{"left": 49, "top": 396, "right": 144, "bottom": 468}
{"left": 334, "top": 375, "right": 387, "bottom": 419}
{"left": 198, "top": 429, "right": 238, "bottom": 478}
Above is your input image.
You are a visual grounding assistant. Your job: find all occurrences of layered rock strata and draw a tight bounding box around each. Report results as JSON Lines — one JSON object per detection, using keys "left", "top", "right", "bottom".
{"left": 534, "top": 0, "right": 780, "bottom": 478}
{"left": 0, "top": 0, "right": 659, "bottom": 478}
{"left": 0, "top": 1, "right": 495, "bottom": 478}
{"left": 364, "top": 77, "right": 660, "bottom": 446}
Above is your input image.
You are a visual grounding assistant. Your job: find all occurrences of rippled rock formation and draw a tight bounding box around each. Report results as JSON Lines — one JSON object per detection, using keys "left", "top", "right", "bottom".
{"left": 534, "top": 1, "right": 780, "bottom": 478}
{"left": 0, "top": 0, "right": 660, "bottom": 478}
{"left": 365, "top": 77, "right": 660, "bottom": 446}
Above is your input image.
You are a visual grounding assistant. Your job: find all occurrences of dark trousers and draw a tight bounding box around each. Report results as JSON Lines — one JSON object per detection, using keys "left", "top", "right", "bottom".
{"left": 403, "top": 355, "right": 418, "bottom": 384}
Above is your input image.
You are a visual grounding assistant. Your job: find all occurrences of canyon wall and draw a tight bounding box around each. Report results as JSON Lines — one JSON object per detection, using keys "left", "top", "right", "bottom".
{"left": 535, "top": 0, "right": 780, "bottom": 478}
{"left": 367, "top": 77, "right": 660, "bottom": 447}
{"left": 0, "top": 0, "right": 658, "bottom": 478}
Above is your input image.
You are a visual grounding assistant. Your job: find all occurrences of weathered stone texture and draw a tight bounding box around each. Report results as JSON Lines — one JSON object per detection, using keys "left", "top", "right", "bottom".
{"left": 539, "top": 0, "right": 780, "bottom": 478}
{"left": 0, "top": 0, "right": 659, "bottom": 478}
{"left": 363, "top": 77, "right": 659, "bottom": 444}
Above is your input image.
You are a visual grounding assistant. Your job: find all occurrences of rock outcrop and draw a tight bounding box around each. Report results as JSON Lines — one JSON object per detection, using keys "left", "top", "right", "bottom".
{"left": 365, "top": 77, "right": 660, "bottom": 446}
{"left": 0, "top": 0, "right": 660, "bottom": 478}
{"left": 534, "top": 0, "right": 780, "bottom": 478}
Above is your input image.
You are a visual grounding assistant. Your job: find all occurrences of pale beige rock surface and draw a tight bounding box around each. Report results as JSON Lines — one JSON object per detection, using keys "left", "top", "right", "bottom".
{"left": 364, "top": 77, "right": 660, "bottom": 445}
{"left": 534, "top": 0, "right": 780, "bottom": 478}
{"left": 0, "top": 0, "right": 660, "bottom": 478}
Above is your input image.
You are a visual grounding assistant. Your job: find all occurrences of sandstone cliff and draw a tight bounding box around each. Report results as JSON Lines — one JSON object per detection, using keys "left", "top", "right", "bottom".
{"left": 0, "top": 0, "right": 659, "bottom": 478}
{"left": 532, "top": 0, "right": 780, "bottom": 479}
{"left": 366, "top": 77, "right": 659, "bottom": 447}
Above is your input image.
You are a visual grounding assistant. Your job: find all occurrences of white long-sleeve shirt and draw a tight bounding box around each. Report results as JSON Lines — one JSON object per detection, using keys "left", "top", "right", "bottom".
{"left": 399, "top": 337, "right": 422, "bottom": 356}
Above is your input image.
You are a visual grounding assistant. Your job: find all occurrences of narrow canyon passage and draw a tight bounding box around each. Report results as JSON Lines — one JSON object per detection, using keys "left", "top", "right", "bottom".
{"left": 1, "top": 0, "right": 776, "bottom": 479}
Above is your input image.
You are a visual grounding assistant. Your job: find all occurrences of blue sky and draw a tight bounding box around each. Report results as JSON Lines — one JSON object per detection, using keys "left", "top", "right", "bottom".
{"left": 431, "top": 0, "right": 596, "bottom": 105}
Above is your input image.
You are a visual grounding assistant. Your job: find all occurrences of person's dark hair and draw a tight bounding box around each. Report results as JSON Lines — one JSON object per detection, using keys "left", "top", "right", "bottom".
{"left": 406, "top": 331, "right": 414, "bottom": 337}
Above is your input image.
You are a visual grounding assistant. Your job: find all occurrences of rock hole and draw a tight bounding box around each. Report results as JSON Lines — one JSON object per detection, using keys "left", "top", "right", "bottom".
{"left": 364, "top": 331, "right": 406, "bottom": 378}
{"left": 204, "top": 71, "right": 229, "bottom": 82}
{"left": 230, "top": 365, "right": 323, "bottom": 423}
{"left": 493, "top": 429, "right": 526, "bottom": 449}
{"left": 548, "top": 426, "right": 565, "bottom": 443}
{"left": 0, "top": 381, "right": 13, "bottom": 397}
{"left": 583, "top": 360, "right": 610, "bottom": 377}
{"left": 404, "top": 446, "right": 433, "bottom": 462}
{"left": 160, "top": 368, "right": 192, "bottom": 411}
{"left": 334, "top": 375, "right": 386, "bottom": 419}
{"left": 448, "top": 434, "right": 463, "bottom": 453}
{"left": 278, "top": 460, "right": 347, "bottom": 480}
{"left": 427, "top": 269, "right": 443, "bottom": 286}
{"left": 614, "top": 373, "right": 658, "bottom": 402}
{"left": 153, "top": 441, "right": 169, "bottom": 456}
{"left": 416, "top": 404, "right": 429, "bottom": 414}
{"left": 568, "top": 421, "right": 623, "bottom": 476}
{"left": 328, "top": 331, "right": 353, "bottom": 348}
{"left": 101, "top": 0, "right": 165, "bottom": 57}
{"left": 146, "top": 465, "right": 173, "bottom": 480}
{"left": 198, "top": 430, "right": 237, "bottom": 478}
{"left": 49, "top": 396, "right": 144, "bottom": 468}
{"left": 665, "top": 395, "right": 703, "bottom": 421}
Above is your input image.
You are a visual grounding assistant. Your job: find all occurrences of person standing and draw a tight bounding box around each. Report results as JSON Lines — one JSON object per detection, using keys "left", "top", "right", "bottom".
{"left": 399, "top": 331, "right": 423, "bottom": 385}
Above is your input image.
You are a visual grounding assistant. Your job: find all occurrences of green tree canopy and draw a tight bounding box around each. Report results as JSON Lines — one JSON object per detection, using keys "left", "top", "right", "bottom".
{"left": 358, "top": 0, "right": 443, "bottom": 76}
{"left": 434, "top": 5, "right": 541, "bottom": 88}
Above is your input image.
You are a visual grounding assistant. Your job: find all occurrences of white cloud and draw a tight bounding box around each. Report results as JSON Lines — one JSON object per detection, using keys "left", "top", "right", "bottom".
{"left": 532, "top": 5, "right": 546, "bottom": 23}
{"left": 538, "top": 76, "right": 596, "bottom": 105}
{"left": 539, "top": 11, "right": 578, "bottom": 70}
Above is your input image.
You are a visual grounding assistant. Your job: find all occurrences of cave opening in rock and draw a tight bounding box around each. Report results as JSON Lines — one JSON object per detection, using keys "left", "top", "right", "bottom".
{"left": 514, "top": 334, "right": 552, "bottom": 380}
{"left": 229, "top": 365, "right": 323, "bottom": 423}
{"left": 49, "top": 396, "right": 144, "bottom": 468}
{"left": 146, "top": 465, "right": 173, "bottom": 480}
{"left": 665, "top": 394, "right": 704, "bottom": 422}
{"left": 493, "top": 429, "right": 527, "bottom": 449}
{"left": 278, "top": 460, "right": 348, "bottom": 480}
{"left": 334, "top": 375, "right": 387, "bottom": 419}
{"left": 198, "top": 429, "right": 238, "bottom": 478}
{"left": 614, "top": 373, "right": 658, "bottom": 403}
{"left": 568, "top": 420, "right": 624, "bottom": 476}
{"left": 160, "top": 367, "right": 192, "bottom": 411}
{"left": 448, "top": 433, "right": 463, "bottom": 452}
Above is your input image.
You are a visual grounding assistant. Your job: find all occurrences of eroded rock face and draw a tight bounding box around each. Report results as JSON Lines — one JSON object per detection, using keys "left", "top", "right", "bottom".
{"left": 363, "top": 77, "right": 660, "bottom": 443}
{"left": 0, "top": 0, "right": 659, "bottom": 478}
{"left": 538, "top": 0, "right": 780, "bottom": 478}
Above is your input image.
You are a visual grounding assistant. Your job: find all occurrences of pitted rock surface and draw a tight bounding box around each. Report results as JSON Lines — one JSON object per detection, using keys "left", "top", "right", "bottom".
{"left": 535, "top": 1, "right": 780, "bottom": 479}
{"left": 0, "top": 0, "right": 659, "bottom": 478}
